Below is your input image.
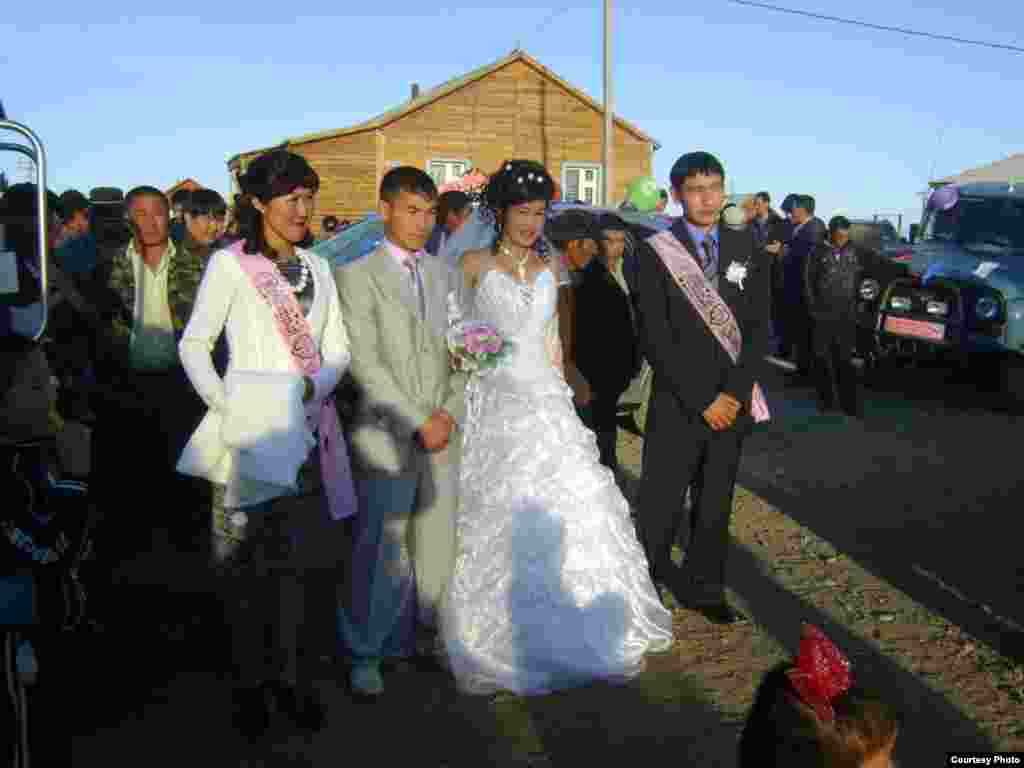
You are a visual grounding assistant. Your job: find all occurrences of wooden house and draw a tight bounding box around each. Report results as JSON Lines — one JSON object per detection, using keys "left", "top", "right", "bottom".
{"left": 227, "top": 49, "right": 659, "bottom": 234}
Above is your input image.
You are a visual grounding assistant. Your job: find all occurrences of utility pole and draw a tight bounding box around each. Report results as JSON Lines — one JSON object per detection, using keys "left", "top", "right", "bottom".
{"left": 603, "top": 0, "right": 613, "bottom": 207}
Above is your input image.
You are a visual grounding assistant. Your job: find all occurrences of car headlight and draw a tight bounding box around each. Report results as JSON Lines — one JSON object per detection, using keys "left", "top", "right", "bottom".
{"left": 890, "top": 295, "right": 912, "bottom": 311}
{"left": 926, "top": 300, "right": 949, "bottom": 316}
{"left": 859, "top": 278, "right": 881, "bottom": 301}
{"left": 976, "top": 296, "right": 1000, "bottom": 320}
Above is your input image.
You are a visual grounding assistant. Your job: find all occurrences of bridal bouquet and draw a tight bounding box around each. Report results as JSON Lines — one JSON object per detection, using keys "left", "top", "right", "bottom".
{"left": 447, "top": 321, "right": 514, "bottom": 373}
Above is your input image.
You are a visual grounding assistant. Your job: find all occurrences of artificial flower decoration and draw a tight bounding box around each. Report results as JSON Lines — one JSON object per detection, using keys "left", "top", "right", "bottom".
{"left": 725, "top": 261, "right": 748, "bottom": 290}
{"left": 785, "top": 623, "right": 853, "bottom": 724}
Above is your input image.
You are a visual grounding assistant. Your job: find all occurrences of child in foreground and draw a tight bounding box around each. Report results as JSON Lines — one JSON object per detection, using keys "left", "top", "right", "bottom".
{"left": 739, "top": 623, "right": 901, "bottom": 768}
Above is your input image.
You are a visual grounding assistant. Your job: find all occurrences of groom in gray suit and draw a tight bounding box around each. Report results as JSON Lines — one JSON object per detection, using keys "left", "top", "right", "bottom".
{"left": 336, "top": 167, "right": 466, "bottom": 696}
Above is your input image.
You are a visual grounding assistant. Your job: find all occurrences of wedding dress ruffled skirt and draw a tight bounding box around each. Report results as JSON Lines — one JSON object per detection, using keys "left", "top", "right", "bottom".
{"left": 441, "top": 365, "right": 674, "bottom": 695}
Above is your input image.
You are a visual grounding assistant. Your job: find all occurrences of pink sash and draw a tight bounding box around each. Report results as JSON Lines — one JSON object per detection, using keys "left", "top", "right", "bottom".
{"left": 647, "top": 231, "right": 770, "bottom": 423}
{"left": 230, "top": 241, "right": 357, "bottom": 520}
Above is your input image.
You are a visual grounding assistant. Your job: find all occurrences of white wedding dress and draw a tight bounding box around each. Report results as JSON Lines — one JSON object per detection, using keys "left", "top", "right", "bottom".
{"left": 441, "top": 255, "right": 673, "bottom": 696}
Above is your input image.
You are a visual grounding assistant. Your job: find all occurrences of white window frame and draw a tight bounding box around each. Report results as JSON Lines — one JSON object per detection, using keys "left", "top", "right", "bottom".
{"left": 427, "top": 157, "right": 472, "bottom": 187}
{"left": 561, "top": 162, "right": 604, "bottom": 206}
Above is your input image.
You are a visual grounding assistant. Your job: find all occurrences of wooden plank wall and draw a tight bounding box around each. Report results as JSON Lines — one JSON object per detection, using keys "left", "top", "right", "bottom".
{"left": 380, "top": 59, "right": 652, "bottom": 204}
{"left": 234, "top": 132, "right": 378, "bottom": 235}
{"left": 230, "top": 58, "right": 654, "bottom": 234}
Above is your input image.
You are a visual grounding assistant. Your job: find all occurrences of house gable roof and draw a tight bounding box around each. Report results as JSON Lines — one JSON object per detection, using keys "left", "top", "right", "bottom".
{"left": 931, "top": 153, "right": 1024, "bottom": 187}
{"left": 228, "top": 49, "right": 659, "bottom": 167}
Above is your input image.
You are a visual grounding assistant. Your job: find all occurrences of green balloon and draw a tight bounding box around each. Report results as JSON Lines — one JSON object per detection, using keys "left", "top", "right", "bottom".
{"left": 625, "top": 176, "right": 660, "bottom": 212}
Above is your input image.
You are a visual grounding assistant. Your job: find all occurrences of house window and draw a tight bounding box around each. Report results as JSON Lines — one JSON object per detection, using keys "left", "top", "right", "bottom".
{"left": 428, "top": 158, "right": 471, "bottom": 186}
{"left": 561, "top": 163, "right": 603, "bottom": 206}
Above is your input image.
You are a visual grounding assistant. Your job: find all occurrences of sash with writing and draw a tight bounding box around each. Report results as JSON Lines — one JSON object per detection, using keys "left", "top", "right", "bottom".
{"left": 230, "top": 240, "right": 356, "bottom": 519}
{"left": 647, "top": 231, "right": 770, "bottom": 423}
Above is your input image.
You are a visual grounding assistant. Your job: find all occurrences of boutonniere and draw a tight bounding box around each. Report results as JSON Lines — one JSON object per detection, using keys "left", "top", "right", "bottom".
{"left": 725, "top": 260, "right": 748, "bottom": 290}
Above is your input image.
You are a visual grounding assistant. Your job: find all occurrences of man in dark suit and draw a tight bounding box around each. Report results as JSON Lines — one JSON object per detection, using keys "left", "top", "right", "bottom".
{"left": 751, "top": 191, "right": 781, "bottom": 250}
{"left": 574, "top": 212, "right": 642, "bottom": 473}
{"left": 634, "top": 151, "right": 770, "bottom": 624}
{"left": 804, "top": 216, "right": 863, "bottom": 418}
{"left": 782, "top": 195, "right": 825, "bottom": 375}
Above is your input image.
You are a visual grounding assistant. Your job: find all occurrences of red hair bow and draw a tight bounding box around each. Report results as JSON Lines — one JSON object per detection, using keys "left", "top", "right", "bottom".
{"left": 785, "top": 623, "right": 853, "bottom": 723}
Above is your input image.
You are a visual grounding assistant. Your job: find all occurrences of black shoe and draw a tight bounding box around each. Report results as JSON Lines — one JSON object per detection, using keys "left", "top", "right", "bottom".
{"left": 232, "top": 684, "right": 271, "bottom": 739}
{"left": 270, "top": 681, "right": 327, "bottom": 731}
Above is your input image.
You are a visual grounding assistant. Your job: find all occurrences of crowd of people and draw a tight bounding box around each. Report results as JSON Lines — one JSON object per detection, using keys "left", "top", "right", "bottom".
{"left": 0, "top": 147, "right": 896, "bottom": 767}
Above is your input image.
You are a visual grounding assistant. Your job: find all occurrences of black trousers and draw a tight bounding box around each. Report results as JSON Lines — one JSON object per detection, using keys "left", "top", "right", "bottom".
{"left": 577, "top": 388, "right": 626, "bottom": 472}
{"left": 639, "top": 387, "right": 745, "bottom": 600}
{"left": 814, "top": 331, "right": 862, "bottom": 417}
{"left": 90, "top": 366, "right": 211, "bottom": 566}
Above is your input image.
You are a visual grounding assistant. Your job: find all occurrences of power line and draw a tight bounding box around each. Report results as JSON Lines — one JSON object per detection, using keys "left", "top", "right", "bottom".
{"left": 726, "top": 0, "right": 1024, "bottom": 53}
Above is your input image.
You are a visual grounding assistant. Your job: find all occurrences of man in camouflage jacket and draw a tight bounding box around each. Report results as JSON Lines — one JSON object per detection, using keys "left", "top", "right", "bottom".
{"left": 91, "top": 186, "right": 211, "bottom": 561}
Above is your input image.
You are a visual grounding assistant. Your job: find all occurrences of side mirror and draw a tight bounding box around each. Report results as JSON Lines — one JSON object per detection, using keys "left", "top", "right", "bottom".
{"left": 908, "top": 223, "right": 920, "bottom": 244}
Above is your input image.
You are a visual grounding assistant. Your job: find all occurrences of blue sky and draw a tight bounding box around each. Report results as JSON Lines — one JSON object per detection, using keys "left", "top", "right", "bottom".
{"left": 2, "top": 0, "right": 1022, "bottom": 233}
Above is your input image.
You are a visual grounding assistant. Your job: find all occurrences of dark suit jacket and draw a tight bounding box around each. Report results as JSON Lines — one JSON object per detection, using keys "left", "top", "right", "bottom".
{"left": 784, "top": 218, "right": 826, "bottom": 306}
{"left": 574, "top": 259, "right": 641, "bottom": 398}
{"left": 635, "top": 220, "right": 771, "bottom": 430}
{"left": 753, "top": 211, "right": 783, "bottom": 249}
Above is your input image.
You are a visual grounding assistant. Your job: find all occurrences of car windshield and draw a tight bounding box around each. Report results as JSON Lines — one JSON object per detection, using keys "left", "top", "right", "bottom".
{"left": 928, "top": 196, "right": 1024, "bottom": 250}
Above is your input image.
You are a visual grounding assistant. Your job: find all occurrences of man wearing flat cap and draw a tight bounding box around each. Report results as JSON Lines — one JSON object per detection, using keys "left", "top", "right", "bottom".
{"left": 804, "top": 216, "right": 863, "bottom": 418}
{"left": 545, "top": 208, "right": 603, "bottom": 409}
{"left": 633, "top": 151, "right": 770, "bottom": 625}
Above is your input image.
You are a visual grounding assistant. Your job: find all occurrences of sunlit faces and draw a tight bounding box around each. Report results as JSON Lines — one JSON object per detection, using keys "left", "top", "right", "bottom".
{"left": 255, "top": 187, "right": 316, "bottom": 247}
{"left": 602, "top": 229, "right": 627, "bottom": 269}
{"left": 753, "top": 196, "right": 770, "bottom": 219}
{"left": 678, "top": 172, "right": 725, "bottom": 229}
{"left": 128, "top": 193, "right": 170, "bottom": 248}
{"left": 502, "top": 200, "right": 547, "bottom": 250}
{"left": 1, "top": 346, "right": 58, "bottom": 443}
{"left": 380, "top": 190, "right": 437, "bottom": 253}
{"left": 65, "top": 210, "right": 90, "bottom": 237}
{"left": 565, "top": 237, "right": 599, "bottom": 270}
{"left": 791, "top": 206, "right": 811, "bottom": 226}
{"left": 185, "top": 211, "right": 224, "bottom": 246}
{"left": 446, "top": 206, "right": 473, "bottom": 236}
{"left": 831, "top": 228, "right": 851, "bottom": 249}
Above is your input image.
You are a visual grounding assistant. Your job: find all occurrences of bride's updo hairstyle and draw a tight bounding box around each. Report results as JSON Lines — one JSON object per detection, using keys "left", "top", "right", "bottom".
{"left": 236, "top": 150, "right": 320, "bottom": 258}
{"left": 481, "top": 159, "right": 556, "bottom": 254}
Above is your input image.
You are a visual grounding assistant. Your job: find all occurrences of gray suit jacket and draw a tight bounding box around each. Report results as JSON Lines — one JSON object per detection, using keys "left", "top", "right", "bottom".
{"left": 336, "top": 243, "right": 467, "bottom": 475}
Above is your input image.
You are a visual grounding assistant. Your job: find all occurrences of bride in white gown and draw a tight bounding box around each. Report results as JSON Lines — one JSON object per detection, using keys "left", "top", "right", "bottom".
{"left": 441, "top": 161, "right": 673, "bottom": 696}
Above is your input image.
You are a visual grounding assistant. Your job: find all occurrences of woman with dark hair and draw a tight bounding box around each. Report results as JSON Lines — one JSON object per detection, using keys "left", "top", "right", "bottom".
{"left": 441, "top": 160, "right": 672, "bottom": 696}
{"left": 176, "top": 150, "right": 353, "bottom": 736}
{"left": 181, "top": 189, "right": 228, "bottom": 259}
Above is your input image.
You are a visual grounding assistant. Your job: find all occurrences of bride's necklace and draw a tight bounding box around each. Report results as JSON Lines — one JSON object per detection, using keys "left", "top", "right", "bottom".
{"left": 499, "top": 242, "right": 535, "bottom": 304}
{"left": 499, "top": 242, "right": 531, "bottom": 282}
{"left": 275, "top": 251, "right": 311, "bottom": 294}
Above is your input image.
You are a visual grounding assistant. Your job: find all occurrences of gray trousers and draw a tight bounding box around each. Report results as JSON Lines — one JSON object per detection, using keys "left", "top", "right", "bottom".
{"left": 338, "top": 443, "right": 458, "bottom": 663}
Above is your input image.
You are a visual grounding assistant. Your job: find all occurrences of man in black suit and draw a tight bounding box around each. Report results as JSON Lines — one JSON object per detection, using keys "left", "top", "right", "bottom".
{"left": 574, "top": 212, "right": 642, "bottom": 473}
{"left": 634, "top": 152, "right": 770, "bottom": 625}
{"left": 782, "top": 195, "right": 825, "bottom": 375}
{"left": 751, "top": 191, "right": 781, "bottom": 250}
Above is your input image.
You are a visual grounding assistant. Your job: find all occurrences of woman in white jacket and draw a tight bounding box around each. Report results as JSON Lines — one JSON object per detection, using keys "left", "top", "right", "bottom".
{"left": 177, "top": 150, "right": 350, "bottom": 737}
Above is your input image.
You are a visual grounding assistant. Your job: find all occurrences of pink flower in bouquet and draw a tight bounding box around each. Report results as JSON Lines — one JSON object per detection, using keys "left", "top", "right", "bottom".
{"left": 462, "top": 324, "right": 499, "bottom": 355}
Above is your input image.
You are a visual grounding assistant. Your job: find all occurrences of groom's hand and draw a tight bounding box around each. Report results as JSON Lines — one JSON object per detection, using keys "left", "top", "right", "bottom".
{"left": 703, "top": 394, "right": 740, "bottom": 431}
{"left": 418, "top": 410, "right": 453, "bottom": 452}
